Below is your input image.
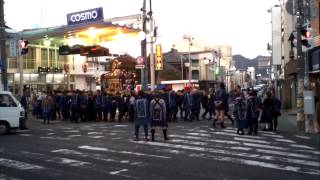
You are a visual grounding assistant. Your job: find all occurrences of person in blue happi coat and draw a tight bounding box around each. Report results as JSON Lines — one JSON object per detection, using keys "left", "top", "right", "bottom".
{"left": 133, "top": 90, "right": 149, "bottom": 141}
{"left": 234, "top": 92, "right": 246, "bottom": 135}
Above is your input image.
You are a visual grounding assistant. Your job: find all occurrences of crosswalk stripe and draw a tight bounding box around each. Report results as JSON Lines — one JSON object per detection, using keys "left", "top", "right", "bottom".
{"left": 78, "top": 145, "right": 171, "bottom": 159}
{"left": 131, "top": 141, "right": 320, "bottom": 175}
{"left": 170, "top": 134, "right": 319, "bottom": 156}
{"left": 290, "top": 144, "right": 315, "bottom": 150}
{"left": 51, "top": 149, "right": 145, "bottom": 167}
{"left": 233, "top": 137, "right": 271, "bottom": 144}
{"left": 213, "top": 131, "right": 264, "bottom": 139}
{"left": 20, "top": 151, "right": 92, "bottom": 167}
{"left": 275, "top": 139, "right": 296, "bottom": 143}
{"left": 0, "top": 158, "right": 46, "bottom": 171}
{"left": 256, "top": 149, "right": 319, "bottom": 160}
{"left": 170, "top": 135, "right": 320, "bottom": 166}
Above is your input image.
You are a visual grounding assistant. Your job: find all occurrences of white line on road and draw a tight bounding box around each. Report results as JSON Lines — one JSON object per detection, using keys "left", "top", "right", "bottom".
{"left": 290, "top": 144, "right": 315, "bottom": 150}
{"left": 0, "top": 158, "right": 46, "bottom": 170}
{"left": 233, "top": 137, "right": 271, "bottom": 144}
{"left": 51, "top": 149, "right": 143, "bottom": 166}
{"left": 132, "top": 141, "right": 320, "bottom": 175}
{"left": 21, "top": 151, "right": 92, "bottom": 167}
{"left": 295, "top": 135, "right": 311, "bottom": 140}
{"left": 109, "top": 169, "right": 128, "bottom": 175}
{"left": 19, "top": 134, "right": 32, "bottom": 137}
{"left": 78, "top": 145, "right": 171, "bottom": 159}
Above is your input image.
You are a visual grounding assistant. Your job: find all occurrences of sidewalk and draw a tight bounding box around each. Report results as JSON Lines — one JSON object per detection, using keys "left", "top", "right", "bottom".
{"left": 279, "top": 110, "right": 320, "bottom": 145}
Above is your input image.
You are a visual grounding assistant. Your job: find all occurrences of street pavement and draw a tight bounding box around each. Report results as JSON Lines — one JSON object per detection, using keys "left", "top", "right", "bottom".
{"left": 0, "top": 118, "right": 320, "bottom": 180}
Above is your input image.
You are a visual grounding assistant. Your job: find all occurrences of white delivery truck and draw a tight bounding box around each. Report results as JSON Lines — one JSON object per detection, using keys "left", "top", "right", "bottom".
{"left": 0, "top": 91, "right": 25, "bottom": 134}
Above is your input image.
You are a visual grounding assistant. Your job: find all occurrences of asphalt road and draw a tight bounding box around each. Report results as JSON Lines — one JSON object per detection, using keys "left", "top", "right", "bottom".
{"left": 0, "top": 119, "right": 320, "bottom": 180}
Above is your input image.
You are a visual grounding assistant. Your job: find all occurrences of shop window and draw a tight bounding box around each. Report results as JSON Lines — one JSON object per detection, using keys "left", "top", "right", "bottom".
{"left": 191, "top": 59, "right": 199, "bottom": 67}
{"left": 8, "top": 58, "right": 17, "bottom": 69}
{"left": 192, "top": 70, "right": 199, "bottom": 80}
{"left": 49, "top": 49, "right": 58, "bottom": 67}
{"left": 41, "top": 48, "right": 48, "bottom": 67}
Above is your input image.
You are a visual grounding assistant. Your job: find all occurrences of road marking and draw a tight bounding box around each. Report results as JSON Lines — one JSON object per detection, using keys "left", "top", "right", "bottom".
{"left": 114, "top": 125, "right": 128, "bottom": 127}
{"left": 109, "top": 169, "right": 128, "bottom": 175}
{"left": 132, "top": 139, "right": 320, "bottom": 167}
{"left": 295, "top": 135, "right": 311, "bottom": 140}
{"left": 256, "top": 149, "right": 318, "bottom": 160}
{"left": 290, "top": 144, "right": 315, "bottom": 150}
{"left": 21, "top": 151, "right": 92, "bottom": 167}
{"left": 64, "top": 130, "right": 80, "bottom": 133}
{"left": 19, "top": 134, "right": 32, "bottom": 137}
{"left": 242, "top": 142, "right": 286, "bottom": 150}
{"left": 171, "top": 134, "right": 319, "bottom": 158}
{"left": 213, "top": 131, "right": 264, "bottom": 139}
{"left": 186, "top": 132, "right": 210, "bottom": 137}
{"left": 0, "top": 158, "right": 46, "bottom": 170}
{"left": 89, "top": 136, "right": 104, "bottom": 139}
{"left": 68, "top": 135, "right": 81, "bottom": 137}
{"left": 40, "top": 136, "right": 71, "bottom": 141}
{"left": 233, "top": 137, "right": 271, "bottom": 144}
{"left": 261, "top": 134, "right": 284, "bottom": 138}
{"left": 274, "top": 139, "right": 296, "bottom": 143}
{"left": 78, "top": 145, "right": 171, "bottom": 159}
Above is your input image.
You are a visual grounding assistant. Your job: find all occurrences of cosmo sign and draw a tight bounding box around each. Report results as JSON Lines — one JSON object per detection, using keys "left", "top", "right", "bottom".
{"left": 67, "top": 7, "right": 104, "bottom": 25}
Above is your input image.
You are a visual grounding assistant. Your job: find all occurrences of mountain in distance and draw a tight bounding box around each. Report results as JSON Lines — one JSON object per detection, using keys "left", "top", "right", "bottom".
{"left": 232, "top": 54, "right": 271, "bottom": 78}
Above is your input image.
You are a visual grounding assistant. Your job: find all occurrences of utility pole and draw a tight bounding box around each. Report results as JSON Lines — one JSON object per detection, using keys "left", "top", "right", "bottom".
{"left": 148, "top": 0, "right": 155, "bottom": 91}
{"left": 0, "top": 0, "right": 7, "bottom": 91}
{"left": 296, "top": 0, "right": 305, "bottom": 131}
{"left": 141, "top": 0, "right": 147, "bottom": 90}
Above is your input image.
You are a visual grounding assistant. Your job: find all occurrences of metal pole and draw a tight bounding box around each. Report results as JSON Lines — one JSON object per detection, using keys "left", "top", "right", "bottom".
{"left": 149, "top": 0, "right": 155, "bottom": 91}
{"left": 19, "top": 53, "right": 23, "bottom": 96}
{"left": 188, "top": 40, "right": 191, "bottom": 85}
{"left": 180, "top": 54, "right": 184, "bottom": 80}
{"left": 141, "top": 0, "right": 147, "bottom": 90}
{"left": 0, "top": 0, "right": 7, "bottom": 91}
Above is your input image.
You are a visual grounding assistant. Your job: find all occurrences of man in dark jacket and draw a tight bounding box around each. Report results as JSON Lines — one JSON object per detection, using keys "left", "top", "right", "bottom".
{"left": 213, "top": 83, "right": 228, "bottom": 128}
{"left": 70, "top": 90, "right": 80, "bottom": 123}
{"left": 20, "top": 91, "right": 29, "bottom": 130}
{"left": 191, "top": 89, "right": 201, "bottom": 121}
{"left": 182, "top": 89, "right": 193, "bottom": 121}
{"left": 94, "top": 90, "right": 103, "bottom": 121}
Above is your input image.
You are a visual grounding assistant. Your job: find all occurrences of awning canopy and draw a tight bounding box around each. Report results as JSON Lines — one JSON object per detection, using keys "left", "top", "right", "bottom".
{"left": 18, "top": 19, "right": 142, "bottom": 46}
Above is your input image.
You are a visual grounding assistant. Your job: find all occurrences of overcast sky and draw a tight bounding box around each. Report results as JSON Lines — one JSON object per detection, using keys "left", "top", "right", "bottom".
{"left": 4, "top": 0, "right": 278, "bottom": 59}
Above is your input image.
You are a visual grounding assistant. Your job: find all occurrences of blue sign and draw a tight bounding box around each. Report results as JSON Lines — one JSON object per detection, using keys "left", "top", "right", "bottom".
{"left": 67, "top": 7, "right": 104, "bottom": 25}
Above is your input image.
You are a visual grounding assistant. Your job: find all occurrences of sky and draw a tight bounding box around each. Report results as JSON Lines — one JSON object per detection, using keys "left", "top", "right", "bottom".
{"left": 4, "top": 0, "right": 279, "bottom": 59}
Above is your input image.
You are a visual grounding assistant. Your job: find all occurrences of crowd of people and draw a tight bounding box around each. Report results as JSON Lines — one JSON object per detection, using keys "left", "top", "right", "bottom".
{"left": 20, "top": 82, "right": 282, "bottom": 140}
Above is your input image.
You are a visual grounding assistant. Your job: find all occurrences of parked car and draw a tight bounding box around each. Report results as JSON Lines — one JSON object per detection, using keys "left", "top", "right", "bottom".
{"left": 0, "top": 91, "right": 25, "bottom": 134}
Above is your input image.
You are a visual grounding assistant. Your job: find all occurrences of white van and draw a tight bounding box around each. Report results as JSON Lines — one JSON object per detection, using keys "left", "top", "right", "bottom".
{"left": 0, "top": 91, "right": 25, "bottom": 134}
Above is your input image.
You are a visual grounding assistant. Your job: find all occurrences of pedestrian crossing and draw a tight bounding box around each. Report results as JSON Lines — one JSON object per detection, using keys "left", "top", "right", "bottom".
{"left": 1, "top": 123, "right": 320, "bottom": 179}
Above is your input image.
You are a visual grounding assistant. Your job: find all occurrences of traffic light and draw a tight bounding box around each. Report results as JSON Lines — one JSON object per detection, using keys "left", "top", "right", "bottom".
{"left": 301, "top": 27, "right": 311, "bottom": 48}
{"left": 20, "top": 40, "right": 28, "bottom": 55}
{"left": 155, "top": 44, "right": 163, "bottom": 70}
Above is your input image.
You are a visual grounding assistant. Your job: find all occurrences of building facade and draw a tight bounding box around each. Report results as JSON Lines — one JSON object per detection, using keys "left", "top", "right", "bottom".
{"left": 3, "top": 8, "right": 141, "bottom": 94}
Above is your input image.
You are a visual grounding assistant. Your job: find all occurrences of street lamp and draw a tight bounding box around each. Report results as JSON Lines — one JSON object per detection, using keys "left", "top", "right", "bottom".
{"left": 183, "top": 35, "right": 193, "bottom": 86}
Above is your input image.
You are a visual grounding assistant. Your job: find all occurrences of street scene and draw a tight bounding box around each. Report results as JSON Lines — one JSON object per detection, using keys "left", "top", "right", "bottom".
{"left": 1, "top": 119, "right": 319, "bottom": 180}
{"left": 0, "top": 0, "right": 320, "bottom": 180}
